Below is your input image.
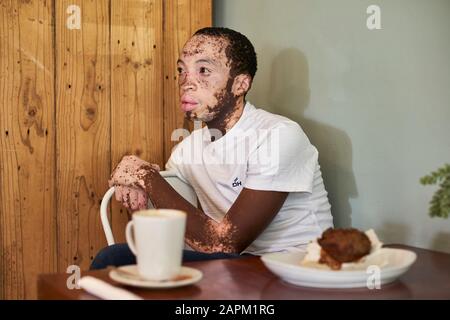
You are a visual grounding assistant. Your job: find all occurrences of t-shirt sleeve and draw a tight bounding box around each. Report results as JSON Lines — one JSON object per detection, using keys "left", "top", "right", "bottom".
{"left": 244, "top": 122, "right": 318, "bottom": 193}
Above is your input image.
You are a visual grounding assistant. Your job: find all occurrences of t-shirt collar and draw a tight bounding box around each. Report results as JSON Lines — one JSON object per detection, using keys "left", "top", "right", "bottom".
{"left": 203, "top": 101, "right": 253, "bottom": 144}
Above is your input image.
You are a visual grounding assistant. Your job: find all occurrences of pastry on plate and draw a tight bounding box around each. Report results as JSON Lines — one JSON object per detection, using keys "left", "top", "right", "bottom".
{"left": 302, "top": 228, "right": 382, "bottom": 270}
{"left": 318, "top": 228, "right": 371, "bottom": 270}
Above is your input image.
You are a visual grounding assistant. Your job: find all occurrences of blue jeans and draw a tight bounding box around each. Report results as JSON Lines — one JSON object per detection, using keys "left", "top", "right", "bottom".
{"left": 90, "top": 243, "right": 244, "bottom": 270}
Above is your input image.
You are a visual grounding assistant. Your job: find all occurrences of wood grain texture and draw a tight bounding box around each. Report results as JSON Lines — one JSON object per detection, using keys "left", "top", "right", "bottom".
{"left": 0, "top": 0, "right": 211, "bottom": 299}
{"left": 0, "top": 0, "right": 56, "bottom": 299}
{"left": 110, "top": 0, "right": 164, "bottom": 243}
{"left": 55, "top": 0, "right": 110, "bottom": 272}
{"left": 190, "top": 0, "right": 212, "bottom": 33}
{"left": 163, "top": 0, "right": 212, "bottom": 165}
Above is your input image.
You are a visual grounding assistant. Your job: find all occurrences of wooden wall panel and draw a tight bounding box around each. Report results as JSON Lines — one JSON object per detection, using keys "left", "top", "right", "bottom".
{"left": 163, "top": 0, "right": 212, "bottom": 164}
{"left": 55, "top": 0, "right": 110, "bottom": 271}
{"left": 191, "top": 0, "right": 212, "bottom": 34}
{"left": 0, "top": 0, "right": 56, "bottom": 299}
{"left": 0, "top": 0, "right": 211, "bottom": 299}
{"left": 110, "top": 0, "right": 164, "bottom": 243}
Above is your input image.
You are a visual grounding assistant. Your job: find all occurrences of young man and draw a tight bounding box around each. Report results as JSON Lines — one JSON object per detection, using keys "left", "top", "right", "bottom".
{"left": 91, "top": 27, "right": 333, "bottom": 269}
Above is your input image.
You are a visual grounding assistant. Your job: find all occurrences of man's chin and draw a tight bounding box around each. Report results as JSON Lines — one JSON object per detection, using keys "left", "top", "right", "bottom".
{"left": 184, "top": 109, "right": 209, "bottom": 122}
{"left": 184, "top": 110, "right": 194, "bottom": 119}
{"left": 184, "top": 110, "right": 202, "bottom": 121}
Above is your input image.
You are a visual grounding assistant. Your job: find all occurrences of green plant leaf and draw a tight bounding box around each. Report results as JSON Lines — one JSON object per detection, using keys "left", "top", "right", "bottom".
{"left": 421, "top": 163, "right": 450, "bottom": 219}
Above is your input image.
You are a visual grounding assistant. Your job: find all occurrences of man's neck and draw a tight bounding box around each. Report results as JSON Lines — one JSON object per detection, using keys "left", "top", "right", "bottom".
{"left": 205, "top": 97, "right": 246, "bottom": 139}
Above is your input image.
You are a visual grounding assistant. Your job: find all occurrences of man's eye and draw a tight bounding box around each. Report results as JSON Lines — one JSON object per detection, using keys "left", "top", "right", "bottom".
{"left": 199, "top": 67, "right": 211, "bottom": 75}
{"left": 177, "top": 67, "right": 184, "bottom": 74}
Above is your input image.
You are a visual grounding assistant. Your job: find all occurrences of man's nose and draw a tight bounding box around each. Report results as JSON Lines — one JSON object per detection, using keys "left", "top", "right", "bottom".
{"left": 179, "top": 72, "right": 197, "bottom": 91}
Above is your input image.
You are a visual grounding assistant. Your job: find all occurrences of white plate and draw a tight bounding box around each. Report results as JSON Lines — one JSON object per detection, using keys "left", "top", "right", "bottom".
{"left": 261, "top": 248, "right": 416, "bottom": 288}
{"left": 109, "top": 265, "right": 203, "bottom": 289}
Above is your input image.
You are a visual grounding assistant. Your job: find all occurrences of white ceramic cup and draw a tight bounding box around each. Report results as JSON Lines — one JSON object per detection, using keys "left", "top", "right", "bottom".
{"left": 125, "top": 209, "right": 187, "bottom": 281}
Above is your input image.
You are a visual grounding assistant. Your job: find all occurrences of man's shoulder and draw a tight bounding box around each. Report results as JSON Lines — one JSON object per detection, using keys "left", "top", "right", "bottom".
{"left": 245, "top": 103, "right": 312, "bottom": 150}
{"left": 246, "top": 103, "right": 301, "bottom": 132}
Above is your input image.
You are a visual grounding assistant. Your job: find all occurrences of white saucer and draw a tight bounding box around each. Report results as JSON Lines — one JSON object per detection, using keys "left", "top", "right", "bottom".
{"left": 109, "top": 265, "right": 203, "bottom": 289}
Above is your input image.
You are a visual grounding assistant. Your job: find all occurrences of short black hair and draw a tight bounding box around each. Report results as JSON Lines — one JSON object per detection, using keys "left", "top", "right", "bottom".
{"left": 194, "top": 27, "right": 257, "bottom": 80}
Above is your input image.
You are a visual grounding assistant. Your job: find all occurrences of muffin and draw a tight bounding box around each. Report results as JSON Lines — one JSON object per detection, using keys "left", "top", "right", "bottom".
{"left": 317, "top": 228, "right": 372, "bottom": 270}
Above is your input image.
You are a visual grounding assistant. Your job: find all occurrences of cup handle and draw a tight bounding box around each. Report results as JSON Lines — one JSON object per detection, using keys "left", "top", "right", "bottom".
{"left": 125, "top": 221, "right": 138, "bottom": 255}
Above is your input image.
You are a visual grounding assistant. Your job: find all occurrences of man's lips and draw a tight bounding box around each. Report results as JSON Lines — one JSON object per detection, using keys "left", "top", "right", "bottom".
{"left": 181, "top": 98, "right": 198, "bottom": 112}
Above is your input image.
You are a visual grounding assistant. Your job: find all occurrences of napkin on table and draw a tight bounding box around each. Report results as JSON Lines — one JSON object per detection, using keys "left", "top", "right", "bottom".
{"left": 78, "top": 276, "right": 143, "bottom": 300}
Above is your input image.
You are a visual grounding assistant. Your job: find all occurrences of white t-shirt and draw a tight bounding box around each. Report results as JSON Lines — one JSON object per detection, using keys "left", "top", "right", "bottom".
{"left": 165, "top": 101, "right": 333, "bottom": 255}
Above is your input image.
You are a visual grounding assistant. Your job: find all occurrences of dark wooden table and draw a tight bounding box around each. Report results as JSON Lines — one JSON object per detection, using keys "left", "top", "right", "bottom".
{"left": 38, "top": 245, "right": 450, "bottom": 299}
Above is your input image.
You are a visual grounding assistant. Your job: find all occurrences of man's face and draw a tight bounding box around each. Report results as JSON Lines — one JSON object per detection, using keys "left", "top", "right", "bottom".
{"left": 177, "top": 35, "right": 236, "bottom": 122}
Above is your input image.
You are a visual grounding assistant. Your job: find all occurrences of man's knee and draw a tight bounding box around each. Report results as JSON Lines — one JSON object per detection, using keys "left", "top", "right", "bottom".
{"left": 90, "top": 243, "right": 135, "bottom": 270}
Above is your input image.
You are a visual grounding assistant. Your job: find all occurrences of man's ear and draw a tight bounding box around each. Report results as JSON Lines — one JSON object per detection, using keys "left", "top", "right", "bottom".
{"left": 231, "top": 74, "right": 252, "bottom": 97}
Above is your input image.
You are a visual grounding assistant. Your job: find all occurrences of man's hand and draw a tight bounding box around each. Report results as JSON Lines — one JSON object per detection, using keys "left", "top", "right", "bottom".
{"left": 109, "top": 155, "right": 160, "bottom": 206}
{"left": 114, "top": 185, "right": 148, "bottom": 212}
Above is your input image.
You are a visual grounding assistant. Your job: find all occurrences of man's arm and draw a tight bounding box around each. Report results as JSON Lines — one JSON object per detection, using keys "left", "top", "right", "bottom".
{"left": 145, "top": 171, "right": 288, "bottom": 253}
